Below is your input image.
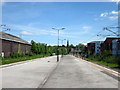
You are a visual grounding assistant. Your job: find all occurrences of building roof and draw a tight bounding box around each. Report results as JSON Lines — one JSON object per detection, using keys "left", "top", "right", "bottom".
{"left": 0, "top": 32, "right": 31, "bottom": 45}
{"left": 104, "top": 37, "right": 120, "bottom": 42}
{"left": 88, "top": 41, "right": 104, "bottom": 44}
{"left": 106, "top": 37, "right": 120, "bottom": 39}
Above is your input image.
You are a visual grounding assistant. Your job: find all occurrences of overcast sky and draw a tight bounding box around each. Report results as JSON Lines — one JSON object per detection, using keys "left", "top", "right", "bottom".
{"left": 2, "top": 2, "right": 118, "bottom": 45}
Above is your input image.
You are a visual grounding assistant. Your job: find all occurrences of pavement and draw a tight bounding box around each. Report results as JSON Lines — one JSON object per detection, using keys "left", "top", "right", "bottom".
{"left": 43, "top": 55, "right": 119, "bottom": 88}
{"left": 0, "top": 55, "right": 119, "bottom": 89}
{"left": 0, "top": 56, "right": 59, "bottom": 89}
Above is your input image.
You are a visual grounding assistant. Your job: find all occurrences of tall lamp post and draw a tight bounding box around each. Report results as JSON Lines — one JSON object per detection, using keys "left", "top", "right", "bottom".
{"left": 52, "top": 28, "right": 65, "bottom": 62}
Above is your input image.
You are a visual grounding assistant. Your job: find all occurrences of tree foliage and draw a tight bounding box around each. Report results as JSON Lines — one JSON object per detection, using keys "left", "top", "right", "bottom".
{"left": 31, "top": 40, "right": 67, "bottom": 55}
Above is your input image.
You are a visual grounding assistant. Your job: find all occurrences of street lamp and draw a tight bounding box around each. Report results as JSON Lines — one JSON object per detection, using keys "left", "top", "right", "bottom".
{"left": 52, "top": 28, "right": 65, "bottom": 62}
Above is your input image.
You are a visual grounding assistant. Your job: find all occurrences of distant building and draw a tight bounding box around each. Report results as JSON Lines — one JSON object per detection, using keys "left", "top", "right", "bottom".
{"left": 87, "top": 37, "right": 120, "bottom": 55}
{"left": 95, "top": 41, "right": 103, "bottom": 54}
{"left": 87, "top": 41, "right": 103, "bottom": 54}
{"left": 112, "top": 39, "right": 120, "bottom": 55}
{"left": 87, "top": 41, "right": 96, "bottom": 54}
{"left": 0, "top": 32, "right": 31, "bottom": 57}
{"left": 101, "top": 37, "right": 119, "bottom": 53}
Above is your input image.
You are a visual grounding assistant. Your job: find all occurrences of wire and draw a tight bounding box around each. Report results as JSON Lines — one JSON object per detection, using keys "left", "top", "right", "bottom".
{"left": 80, "top": 22, "right": 118, "bottom": 44}
{"left": 81, "top": 29, "right": 105, "bottom": 44}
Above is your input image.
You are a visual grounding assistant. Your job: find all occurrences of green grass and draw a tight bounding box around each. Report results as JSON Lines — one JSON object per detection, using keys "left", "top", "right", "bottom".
{"left": 85, "top": 57, "right": 119, "bottom": 69}
{"left": 1, "top": 54, "right": 50, "bottom": 65}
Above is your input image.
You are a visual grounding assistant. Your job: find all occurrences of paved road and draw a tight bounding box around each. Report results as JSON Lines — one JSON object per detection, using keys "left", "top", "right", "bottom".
{"left": 1, "top": 55, "right": 119, "bottom": 89}
{"left": 43, "top": 55, "right": 118, "bottom": 88}
{"left": 1, "top": 56, "right": 58, "bottom": 89}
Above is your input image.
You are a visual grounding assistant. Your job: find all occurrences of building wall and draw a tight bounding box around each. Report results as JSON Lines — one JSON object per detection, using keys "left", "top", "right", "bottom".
{"left": 100, "top": 38, "right": 118, "bottom": 53}
{"left": 12, "top": 42, "right": 19, "bottom": 52}
{"left": 2, "top": 39, "right": 31, "bottom": 57}
{"left": 87, "top": 43, "right": 95, "bottom": 54}
{"left": 21, "top": 44, "right": 26, "bottom": 55}
{"left": 112, "top": 40, "right": 120, "bottom": 55}
{"left": 100, "top": 43, "right": 104, "bottom": 53}
{"left": 95, "top": 42, "right": 101, "bottom": 54}
{"left": 104, "top": 38, "right": 118, "bottom": 51}
{"left": 2, "top": 39, "right": 12, "bottom": 57}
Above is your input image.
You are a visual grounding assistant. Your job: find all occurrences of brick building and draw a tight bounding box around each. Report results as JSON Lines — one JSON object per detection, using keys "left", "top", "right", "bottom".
{"left": 101, "top": 37, "right": 119, "bottom": 53}
{"left": 87, "top": 41, "right": 103, "bottom": 54}
{"left": 0, "top": 32, "right": 31, "bottom": 57}
{"left": 87, "top": 41, "right": 96, "bottom": 54}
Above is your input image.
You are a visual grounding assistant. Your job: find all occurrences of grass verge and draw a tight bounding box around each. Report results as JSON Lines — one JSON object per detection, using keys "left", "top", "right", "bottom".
{"left": 1, "top": 54, "right": 50, "bottom": 65}
{"left": 85, "top": 57, "right": 119, "bottom": 69}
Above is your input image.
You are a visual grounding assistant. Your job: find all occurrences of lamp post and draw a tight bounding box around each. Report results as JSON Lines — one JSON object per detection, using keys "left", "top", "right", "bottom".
{"left": 52, "top": 28, "right": 65, "bottom": 62}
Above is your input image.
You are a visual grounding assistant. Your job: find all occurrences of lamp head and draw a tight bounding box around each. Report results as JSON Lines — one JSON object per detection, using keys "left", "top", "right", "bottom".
{"left": 52, "top": 28, "right": 55, "bottom": 30}
{"left": 62, "top": 28, "right": 65, "bottom": 30}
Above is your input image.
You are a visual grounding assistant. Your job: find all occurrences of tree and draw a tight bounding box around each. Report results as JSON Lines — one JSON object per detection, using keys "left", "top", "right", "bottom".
{"left": 67, "top": 40, "right": 69, "bottom": 47}
{"left": 18, "top": 44, "right": 21, "bottom": 54}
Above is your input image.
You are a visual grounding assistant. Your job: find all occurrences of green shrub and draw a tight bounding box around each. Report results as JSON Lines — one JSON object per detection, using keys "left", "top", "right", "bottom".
{"left": 105, "top": 56, "right": 116, "bottom": 63}
{"left": 26, "top": 52, "right": 33, "bottom": 56}
{"left": 10, "top": 52, "right": 24, "bottom": 58}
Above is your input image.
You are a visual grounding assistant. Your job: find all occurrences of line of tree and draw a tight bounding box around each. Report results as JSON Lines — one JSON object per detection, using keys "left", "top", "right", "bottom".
{"left": 31, "top": 40, "right": 68, "bottom": 56}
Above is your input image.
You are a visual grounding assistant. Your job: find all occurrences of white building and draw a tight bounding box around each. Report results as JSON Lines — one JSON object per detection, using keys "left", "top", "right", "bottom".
{"left": 112, "top": 39, "right": 120, "bottom": 55}
{"left": 95, "top": 41, "right": 103, "bottom": 54}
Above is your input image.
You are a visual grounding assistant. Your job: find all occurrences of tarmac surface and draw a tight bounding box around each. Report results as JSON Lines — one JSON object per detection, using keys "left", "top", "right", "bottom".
{"left": 1, "top": 56, "right": 58, "bottom": 88}
{"left": 43, "top": 55, "right": 118, "bottom": 88}
{"left": 0, "top": 55, "right": 119, "bottom": 89}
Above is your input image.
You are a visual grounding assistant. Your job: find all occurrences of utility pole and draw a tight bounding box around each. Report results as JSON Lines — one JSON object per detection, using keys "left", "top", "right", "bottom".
{"left": 52, "top": 28, "right": 65, "bottom": 62}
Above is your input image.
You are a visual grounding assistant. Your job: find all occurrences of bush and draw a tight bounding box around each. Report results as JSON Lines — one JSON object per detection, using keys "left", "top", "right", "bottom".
{"left": 26, "top": 52, "right": 33, "bottom": 56}
{"left": 105, "top": 56, "right": 116, "bottom": 63}
{"left": 10, "top": 52, "right": 24, "bottom": 58}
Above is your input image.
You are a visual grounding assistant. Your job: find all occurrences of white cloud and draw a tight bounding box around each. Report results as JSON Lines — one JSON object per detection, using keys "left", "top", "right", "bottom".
{"left": 83, "top": 43, "right": 87, "bottom": 45}
{"left": 110, "top": 11, "right": 118, "bottom": 14}
{"left": 100, "top": 11, "right": 118, "bottom": 17}
{"left": 12, "top": 24, "right": 93, "bottom": 40}
{"left": 13, "top": 24, "right": 65, "bottom": 36}
{"left": 21, "top": 31, "right": 32, "bottom": 35}
{"left": 111, "top": 0, "right": 120, "bottom": 4}
{"left": 100, "top": 10, "right": 118, "bottom": 20}
{"left": 108, "top": 16, "right": 118, "bottom": 20}
{"left": 100, "top": 12, "right": 109, "bottom": 17}
{"left": 82, "top": 26, "right": 91, "bottom": 30}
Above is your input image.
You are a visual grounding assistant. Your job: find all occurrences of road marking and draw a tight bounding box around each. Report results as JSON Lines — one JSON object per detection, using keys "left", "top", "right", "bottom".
{"left": 78, "top": 58, "right": 120, "bottom": 78}
{"left": 37, "top": 56, "right": 61, "bottom": 88}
